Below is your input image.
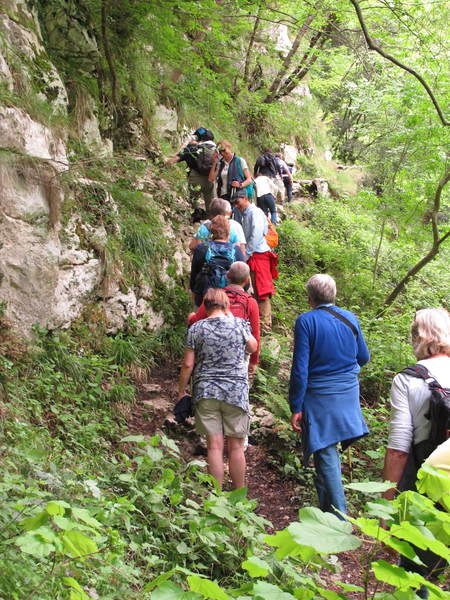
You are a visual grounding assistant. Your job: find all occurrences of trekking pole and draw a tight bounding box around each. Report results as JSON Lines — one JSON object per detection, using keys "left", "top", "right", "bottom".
{"left": 348, "top": 447, "right": 353, "bottom": 483}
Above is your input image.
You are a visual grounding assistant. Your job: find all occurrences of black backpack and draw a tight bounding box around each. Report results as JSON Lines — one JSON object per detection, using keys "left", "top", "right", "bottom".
{"left": 401, "top": 364, "right": 450, "bottom": 448}
{"left": 194, "top": 141, "right": 216, "bottom": 176}
{"left": 193, "top": 241, "right": 236, "bottom": 295}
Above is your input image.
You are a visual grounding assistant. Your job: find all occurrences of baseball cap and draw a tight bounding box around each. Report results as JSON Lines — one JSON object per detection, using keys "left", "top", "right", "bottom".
{"left": 230, "top": 189, "right": 248, "bottom": 204}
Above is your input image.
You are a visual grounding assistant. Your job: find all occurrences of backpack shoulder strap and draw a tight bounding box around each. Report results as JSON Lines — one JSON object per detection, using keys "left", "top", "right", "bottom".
{"left": 317, "top": 306, "right": 358, "bottom": 340}
{"left": 400, "top": 364, "right": 441, "bottom": 387}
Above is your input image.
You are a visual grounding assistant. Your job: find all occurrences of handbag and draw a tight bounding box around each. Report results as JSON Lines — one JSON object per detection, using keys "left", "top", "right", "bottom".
{"left": 173, "top": 394, "right": 192, "bottom": 423}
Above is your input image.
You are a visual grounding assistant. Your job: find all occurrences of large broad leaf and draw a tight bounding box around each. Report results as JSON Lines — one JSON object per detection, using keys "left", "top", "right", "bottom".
{"left": 15, "top": 532, "right": 55, "bottom": 557}
{"left": 210, "top": 506, "right": 236, "bottom": 522}
{"left": 265, "top": 528, "right": 317, "bottom": 561}
{"left": 365, "top": 499, "right": 397, "bottom": 521}
{"left": 242, "top": 556, "right": 271, "bottom": 578}
{"left": 288, "top": 508, "right": 361, "bottom": 554}
{"left": 62, "top": 578, "right": 89, "bottom": 600}
{"left": 46, "top": 500, "right": 71, "bottom": 515}
{"left": 151, "top": 581, "right": 204, "bottom": 599}
{"left": 188, "top": 575, "right": 229, "bottom": 600}
{"left": 345, "top": 481, "right": 397, "bottom": 493}
{"left": 252, "top": 581, "right": 296, "bottom": 599}
{"left": 72, "top": 507, "right": 102, "bottom": 528}
{"left": 20, "top": 511, "right": 49, "bottom": 531}
{"left": 390, "top": 522, "right": 450, "bottom": 560}
{"left": 372, "top": 560, "right": 424, "bottom": 588}
{"left": 63, "top": 530, "right": 98, "bottom": 558}
{"left": 228, "top": 487, "right": 248, "bottom": 506}
{"left": 417, "top": 463, "right": 450, "bottom": 511}
{"left": 293, "top": 589, "right": 315, "bottom": 600}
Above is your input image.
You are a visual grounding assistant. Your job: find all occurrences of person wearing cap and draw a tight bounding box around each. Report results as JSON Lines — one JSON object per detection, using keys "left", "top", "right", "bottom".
{"left": 165, "top": 130, "right": 216, "bottom": 221}
{"left": 232, "top": 189, "right": 278, "bottom": 330}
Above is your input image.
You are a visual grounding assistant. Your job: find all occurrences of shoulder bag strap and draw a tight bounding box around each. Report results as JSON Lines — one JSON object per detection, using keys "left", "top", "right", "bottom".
{"left": 317, "top": 306, "right": 358, "bottom": 340}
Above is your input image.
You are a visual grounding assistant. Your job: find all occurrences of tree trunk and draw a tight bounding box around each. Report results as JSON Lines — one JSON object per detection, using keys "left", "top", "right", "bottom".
{"left": 277, "top": 13, "right": 337, "bottom": 98}
{"left": 378, "top": 169, "right": 450, "bottom": 313}
{"left": 241, "top": 4, "right": 263, "bottom": 91}
{"left": 264, "top": 13, "right": 317, "bottom": 104}
{"left": 101, "top": 0, "right": 118, "bottom": 105}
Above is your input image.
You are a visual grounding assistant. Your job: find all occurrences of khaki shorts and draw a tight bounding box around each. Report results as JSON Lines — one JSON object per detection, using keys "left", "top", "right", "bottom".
{"left": 195, "top": 399, "right": 250, "bottom": 438}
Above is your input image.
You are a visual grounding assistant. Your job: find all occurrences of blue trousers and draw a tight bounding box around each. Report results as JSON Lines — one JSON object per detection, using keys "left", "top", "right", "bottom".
{"left": 313, "top": 443, "right": 347, "bottom": 520}
{"left": 257, "top": 194, "right": 277, "bottom": 224}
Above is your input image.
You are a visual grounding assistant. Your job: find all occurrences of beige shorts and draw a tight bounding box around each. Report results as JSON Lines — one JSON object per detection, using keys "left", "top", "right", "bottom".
{"left": 195, "top": 399, "right": 250, "bottom": 438}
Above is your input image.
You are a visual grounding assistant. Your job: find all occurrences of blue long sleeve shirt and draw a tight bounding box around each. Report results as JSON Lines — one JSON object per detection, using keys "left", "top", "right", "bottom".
{"left": 289, "top": 305, "right": 370, "bottom": 414}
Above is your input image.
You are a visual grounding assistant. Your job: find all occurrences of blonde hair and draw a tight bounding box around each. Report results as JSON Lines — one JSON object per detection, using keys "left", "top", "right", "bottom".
{"left": 209, "top": 215, "right": 230, "bottom": 240}
{"left": 411, "top": 307, "right": 450, "bottom": 360}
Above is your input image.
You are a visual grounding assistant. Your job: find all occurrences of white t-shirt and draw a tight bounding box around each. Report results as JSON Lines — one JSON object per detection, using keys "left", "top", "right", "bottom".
{"left": 218, "top": 155, "right": 249, "bottom": 196}
{"left": 388, "top": 355, "right": 450, "bottom": 453}
{"left": 254, "top": 175, "right": 278, "bottom": 198}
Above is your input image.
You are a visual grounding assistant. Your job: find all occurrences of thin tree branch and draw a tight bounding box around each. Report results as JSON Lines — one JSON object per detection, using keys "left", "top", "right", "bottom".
{"left": 242, "top": 2, "right": 263, "bottom": 89}
{"left": 101, "top": 0, "right": 118, "bottom": 105}
{"left": 348, "top": 0, "right": 450, "bottom": 126}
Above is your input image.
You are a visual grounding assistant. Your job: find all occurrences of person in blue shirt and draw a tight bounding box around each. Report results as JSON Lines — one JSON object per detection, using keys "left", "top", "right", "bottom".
{"left": 289, "top": 274, "right": 370, "bottom": 519}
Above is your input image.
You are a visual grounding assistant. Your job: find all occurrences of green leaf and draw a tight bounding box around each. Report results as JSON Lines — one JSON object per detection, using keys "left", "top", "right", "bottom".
{"left": 142, "top": 569, "right": 175, "bottom": 592}
{"left": 253, "top": 581, "right": 296, "bottom": 599}
{"left": 151, "top": 581, "right": 204, "bottom": 599}
{"left": 20, "top": 511, "right": 49, "bottom": 531}
{"left": 188, "top": 575, "right": 229, "bottom": 599}
{"left": 265, "top": 528, "right": 316, "bottom": 561}
{"left": 120, "top": 435, "right": 146, "bottom": 442}
{"left": 372, "top": 560, "right": 424, "bottom": 588}
{"left": 72, "top": 507, "right": 102, "bottom": 528}
{"left": 316, "top": 588, "right": 344, "bottom": 600}
{"left": 345, "top": 481, "right": 397, "bottom": 493}
{"left": 334, "top": 583, "right": 364, "bottom": 593}
{"left": 210, "top": 506, "right": 236, "bottom": 522}
{"left": 177, "top": 542, "right": 190, "bottom": 554}
{"left": 390, "top": 522, "right": 450, "bottom": 560}
{"left": 417, "top": 463, "right": 450, "bottom": 511}
{"left": 119, "top": 474, "right": 134, "bottom": 482}
{"left": 53, "top": 515, "right": 71, "bottom": 530}
{"left": 228, "top": 487, "right": 248, "bottom": 505}
{"left": 25, "top": 450, "right": 46, "bottom": 461}
{"left": 242, "top": 556, "right": 271, "bottom": 577}
{"left": 147, "top": 446, "right": 164, "bottom": 462}
{"left": 47, "top": 501, "right": 68, "bottom": 516}
{"left": 15, "top": 532, "right": 55, "bottom": 557}
{"left": 63, "top": 530, "right": 98, "bottom": 558}
{"left": 293, "top": 590, "right": 315, "bottom": 600}
{"left": 62, "top": 578, "right": 89, "bottom": 600}
{"left": 288, "top": 508, "right": 361, "bottom": 554}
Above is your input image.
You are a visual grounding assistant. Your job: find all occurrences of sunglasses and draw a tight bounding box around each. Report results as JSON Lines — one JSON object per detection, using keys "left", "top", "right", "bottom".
{"left": 217, "top": 147, "right": 226, "bottom": 153}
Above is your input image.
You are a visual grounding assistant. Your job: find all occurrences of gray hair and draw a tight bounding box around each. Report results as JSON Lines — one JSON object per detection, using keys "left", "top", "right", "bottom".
{"left": 227, "top": 261, "right": 250, "bottom": 285}
{"left": 411, "top": 307, "right": 450, "bottom": 360}
{"left": 210, "top": 198, "right": 230, "bottom": 217}
{"left": 306, "top": 274, "right": 336, "bottom": 305}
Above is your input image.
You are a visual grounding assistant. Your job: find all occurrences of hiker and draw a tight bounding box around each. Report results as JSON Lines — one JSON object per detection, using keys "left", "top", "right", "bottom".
{"left": 381, "top": 308, "right": 450, "bottom": 598}
{"left": 275, "top": 153, "right": 294, "bottom": 203}
{"left": 254, "top": 147, "right": 284, "bottom": 203}
{"left": 178, "top": 288, "right": 258, "bottom": 490}
{"left": 232, "top": 189, "right": 278, "bottom": 331}
{"left": 289, "top": 274, "right": 370, "bottom": 520}
{"left": 190, "top": 215, "right": 245, "bottom": 307}
{"left": 188, "top": 261, "right": 260, "bottom": 374}
{"left": 165, "top": 128, "right": 216, "bottom": 221}
{"left": 254, "top": 173, "right": 278, "bottom": 225}
{"left": 188, "top": 198, "right": 246, "bottom": 253}
{"left": 208, "top": 140, "right": 252, "bottom": 224}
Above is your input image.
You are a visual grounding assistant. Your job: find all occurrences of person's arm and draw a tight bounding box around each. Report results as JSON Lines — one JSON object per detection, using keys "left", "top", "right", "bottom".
{"left": 189, "top": 238, "right": 201, "bottom": 251}
{"left": 178, "top": 348, "right": 195, "bottom": 398}
{"left": 291, "top": 412, "right": 303, "bottom": 433}
{"left": 245, "top": 333, "right": 257, "bottom": 354}
{"left": 239, "top": 167, "right": 253, "bottom": 189}
{"left": 208, "top": 151, "right": 220, "bottom": 182}
{"left": 234, "top": 246, "right": 246, "bottom": 262}
{"left": 356, "top": 324, "right": 370, "bottom": 367}
{"left": 165, "top": 155, "right": 181, "bottom": 167}
{"left": 244, "top": 210, "right": 266, "bottom": 258}
{"left": 248, "top": 297, "right": 260, "bottom": 365}
{"left": 381, "top": 448, "right": 409, "bottom": 501}
{"left": 190, "top": 246, "right": 205, "bottom": 291}
{"left": 289, "top": 317, "right": 310, "bottom": 415}
{"left": 188, "top": 303, "right": 208, "bottom": 326}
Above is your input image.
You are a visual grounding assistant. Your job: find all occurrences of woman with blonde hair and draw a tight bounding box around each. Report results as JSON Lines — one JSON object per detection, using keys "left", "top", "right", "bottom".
{"left": 178, "top": 288, "right": 257, "bottom": 490}
{"left": 382, "top": 307, "right": 450, "bottom": 597}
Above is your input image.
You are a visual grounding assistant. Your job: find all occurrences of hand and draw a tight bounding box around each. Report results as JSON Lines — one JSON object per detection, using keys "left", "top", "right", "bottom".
{"left": 212, "top": 151, "right": 219, "bottom": 162}
{"left": 291, "top": 411, "right": 303, "bottom": 433}
{"left": 231, "top": 180, "right": 241, "bottom": 188}
{"left": 248, "top": 363, "right": 257, "bottom": 375}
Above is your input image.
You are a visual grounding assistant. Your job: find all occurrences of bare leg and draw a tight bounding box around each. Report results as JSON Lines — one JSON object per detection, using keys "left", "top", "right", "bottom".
{"left": 226, "top": 436, "right": 246, "bottom": 489}
{"left": 206, "top": 433, "right": 225, "bottom": 489}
